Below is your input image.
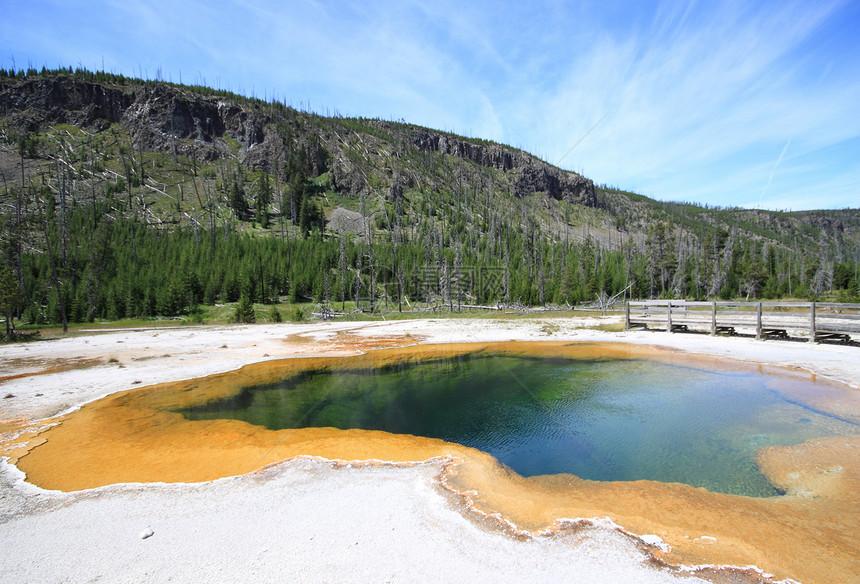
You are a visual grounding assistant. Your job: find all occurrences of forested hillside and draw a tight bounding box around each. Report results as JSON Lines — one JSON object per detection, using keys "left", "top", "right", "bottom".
{"left": 1, "top": 67, "right": 858, "bottom": 333}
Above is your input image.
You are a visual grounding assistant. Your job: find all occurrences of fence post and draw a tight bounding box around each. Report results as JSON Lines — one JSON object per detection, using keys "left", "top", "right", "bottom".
{"left": 756, "top": 302, "right": 763, "bottom": 339}
{"left": 667, "top": 301, "right": 673, "bottom": 333}
{"left": 625, "top": 302, "right": 630, "bottom": 330}
{"left": 711, "top": 301, "right": 717, "bottom": 335}
{"left": 810, "top": 301, "right": 816, "bottom": 343}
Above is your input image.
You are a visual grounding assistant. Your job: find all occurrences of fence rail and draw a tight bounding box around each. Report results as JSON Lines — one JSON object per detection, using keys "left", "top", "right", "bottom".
{"left": 625, "top": 300, "right": 860, "bottom": 343}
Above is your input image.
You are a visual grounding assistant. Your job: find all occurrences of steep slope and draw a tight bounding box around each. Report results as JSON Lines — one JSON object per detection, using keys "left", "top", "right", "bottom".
{"left": 3, "top": 70, "right": 856, "bottom": 254}
{"left": 0, "top": 68, "right": 858, "bottom": 328}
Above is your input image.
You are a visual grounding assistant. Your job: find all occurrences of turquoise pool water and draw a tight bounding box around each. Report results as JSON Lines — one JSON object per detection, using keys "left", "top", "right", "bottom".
{"left": 178, "top": 354, "right": 858, "bottom": 496}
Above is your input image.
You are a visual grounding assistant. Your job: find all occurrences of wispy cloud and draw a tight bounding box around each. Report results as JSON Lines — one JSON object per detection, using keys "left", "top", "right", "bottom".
{"left": 509, "top": 1, "right": 860, "bottom": 208}
{"left": 758, "top": 141, "right": 791, "bottom": 207}
{"left": 2, "top": 0, "right": 858, "bottom": 209}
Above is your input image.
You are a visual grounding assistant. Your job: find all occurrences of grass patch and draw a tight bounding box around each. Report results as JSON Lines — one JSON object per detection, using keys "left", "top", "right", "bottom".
{"left": 594, "top": 322, "right": 626, "bottom": 332}
{"left": 223, "top": 135, "right": 242, "bottom": 154}
{"left": 13, "top": 303, "right": 626, "bottom": 338}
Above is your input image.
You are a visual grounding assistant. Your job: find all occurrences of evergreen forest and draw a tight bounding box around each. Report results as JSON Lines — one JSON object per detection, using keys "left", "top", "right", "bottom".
{"left": 1, "top": 67, "right": 858, "bottom": 335}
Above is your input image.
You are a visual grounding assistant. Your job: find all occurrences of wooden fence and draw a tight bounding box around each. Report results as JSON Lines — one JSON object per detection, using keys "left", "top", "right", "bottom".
{"left": 625, "top": 301, "right": 860, "bottom": 343}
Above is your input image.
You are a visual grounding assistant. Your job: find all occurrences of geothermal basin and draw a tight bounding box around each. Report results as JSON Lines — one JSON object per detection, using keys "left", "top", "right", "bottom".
{"left": 2, "top": 320, "right": 859, "bottom": 584}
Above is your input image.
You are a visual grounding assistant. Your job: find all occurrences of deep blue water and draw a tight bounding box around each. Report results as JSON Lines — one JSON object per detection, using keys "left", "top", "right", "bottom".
{"left": 178, "top": 354, "right": 858, "bottom": 497}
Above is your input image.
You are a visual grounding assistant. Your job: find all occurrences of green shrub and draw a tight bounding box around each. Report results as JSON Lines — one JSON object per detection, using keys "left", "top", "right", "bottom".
{"left": 233, "top": 295, "right": 256, "bottom": 323}
{"left": 268, "top": 305, "right": 282, "bottom": 323}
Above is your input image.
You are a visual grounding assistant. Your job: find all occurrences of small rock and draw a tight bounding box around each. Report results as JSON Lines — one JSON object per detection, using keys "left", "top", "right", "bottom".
{"left": 139, "top": 528, "right": 154, "bottom": 540}
{"left": 3, "top": 394, "right": 14, "bottom": 399}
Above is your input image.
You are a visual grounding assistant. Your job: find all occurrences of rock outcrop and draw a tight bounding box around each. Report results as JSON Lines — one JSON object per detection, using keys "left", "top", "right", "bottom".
{"left": 409, "top": 130, "right": 519, "bottom": 172}
{"left": 0, "top": 76, "right": 131, "bottom": 131}
{"left": 0, "top": 77, "right": 270, "bottom": 157}
{"left": 513, "top": 164, "right": 596, "bottom": 207}
{"left": 328, "top": 207, "right": 367, "bottom": 234}
{"left": 408, "top": 129, "right": 596, "bottom": 207}
{"left": 1, "top": 74, "right": 595, "bottom": 208}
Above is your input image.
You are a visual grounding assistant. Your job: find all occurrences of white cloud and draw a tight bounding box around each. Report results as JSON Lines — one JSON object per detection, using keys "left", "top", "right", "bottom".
{"left": 2, "top": 0, "right": 857, "bottom": 209}
{"left": 497, "top": 1, "right": 860, "bottom": 208}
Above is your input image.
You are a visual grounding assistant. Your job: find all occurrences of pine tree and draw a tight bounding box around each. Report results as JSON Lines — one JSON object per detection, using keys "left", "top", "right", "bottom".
{"left": 289, "top": 173, "right": 305, "bottom": 226}
{"left": 230, "top": 179, "right": 249, "bottom": 220}
{"left": 299, "top": 196, "right": 322, "bottom": 237}
{"left": 233, "top": 294, "right": 256, "bottom": 323}
{"left": 0, "top": 263, "right": 21, "bottom": 337}
{"left": 255, "top": 173, "right": 272, "bottom": 228}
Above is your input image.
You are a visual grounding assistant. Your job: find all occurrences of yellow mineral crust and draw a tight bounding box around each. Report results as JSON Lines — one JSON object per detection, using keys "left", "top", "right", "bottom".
{"left": 8, "top": 342, "right": 860, "bottom": 584}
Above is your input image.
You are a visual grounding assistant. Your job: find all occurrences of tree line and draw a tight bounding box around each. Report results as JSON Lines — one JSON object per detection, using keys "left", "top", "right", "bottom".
{"left": 2, "top": 70, "right": 858, "bottom": 337}
{"left": 2, "top": 180, "right": 858, "bottom": 337}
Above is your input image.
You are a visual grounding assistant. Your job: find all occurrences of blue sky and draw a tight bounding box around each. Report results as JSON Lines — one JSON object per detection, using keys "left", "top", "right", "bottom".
{"left": 3, "top": 0, "right": 859, "bottom": 210}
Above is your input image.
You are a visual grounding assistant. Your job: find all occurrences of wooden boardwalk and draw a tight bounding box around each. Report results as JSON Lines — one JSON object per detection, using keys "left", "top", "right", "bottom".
{"left": 625, "top": 301, "right": 860, "bottom": 343}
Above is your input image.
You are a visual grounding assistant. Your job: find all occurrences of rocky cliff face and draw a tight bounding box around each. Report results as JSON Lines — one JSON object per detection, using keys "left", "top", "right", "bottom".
{"left": 0, "top": 76, "right": 131, "bottom": 131}
{"left": 409, "top": 130, "right": 519, "bottom": 171}
{"left": 407, "top": 129, "right": 596, "bottom": 207}
{"left": 1, "top": 75, "right": 596, "bottom": 208}
{"left": 512, "top": 164, "right": 595, "bottom": 206}
{"left": 1, "top": 77, "right": 271, "bottom": 159}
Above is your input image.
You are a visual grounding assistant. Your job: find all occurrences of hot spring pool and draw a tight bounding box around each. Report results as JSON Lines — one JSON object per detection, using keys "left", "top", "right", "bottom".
{"left": 178, "top": 353, "right": 858, "bottom": 497}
